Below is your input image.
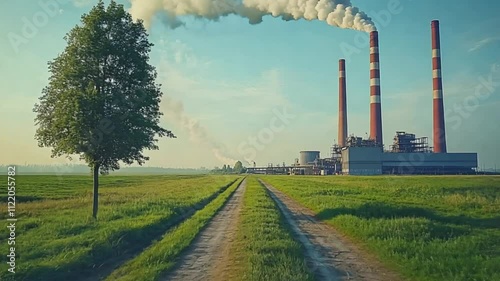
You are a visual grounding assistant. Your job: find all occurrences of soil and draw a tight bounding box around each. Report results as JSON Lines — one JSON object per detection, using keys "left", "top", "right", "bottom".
{"left": 260, "top": 179, "right": 402, "bottom": 281}
{"left": 161, "top": 179, "right": 247, "bottom": 281}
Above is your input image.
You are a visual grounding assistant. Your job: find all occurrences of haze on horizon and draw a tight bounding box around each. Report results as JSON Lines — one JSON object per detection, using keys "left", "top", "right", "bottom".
{"left": 1, "top": 0, "right": 499, "bottom": 169}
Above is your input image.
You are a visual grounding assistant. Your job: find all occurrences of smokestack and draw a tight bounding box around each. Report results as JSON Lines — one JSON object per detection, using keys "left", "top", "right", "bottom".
{"left": 338, "top": 59, "right": 347, "bottom": 147}
{"left": 431, "top": 20, "right": 447, "bottom": 153}
{"left": 369, "top": 31, "right": 383, "bottom": 145}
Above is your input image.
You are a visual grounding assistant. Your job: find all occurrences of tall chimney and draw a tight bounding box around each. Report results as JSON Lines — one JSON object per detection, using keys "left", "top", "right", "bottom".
{"left": 338, "top": 59, "right": 347, "bottom": 147}
{"left": 369, "top": 31, "right": 383, "bottom": 145}
{"left": 431, "top": 20, "right": 447, "bottom": 153}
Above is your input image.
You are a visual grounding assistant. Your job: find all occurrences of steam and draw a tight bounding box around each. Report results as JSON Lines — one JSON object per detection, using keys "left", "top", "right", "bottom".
{"left": 130, "top": 0, "right": 376, "bottom": 32}
{"left": 161, "top": 96, "right": 239, "bottom": 165}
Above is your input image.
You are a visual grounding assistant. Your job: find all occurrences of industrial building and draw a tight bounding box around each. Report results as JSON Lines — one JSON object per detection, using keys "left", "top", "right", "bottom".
{"left": 247, "top": 20, "right": 478, "bottom": 176}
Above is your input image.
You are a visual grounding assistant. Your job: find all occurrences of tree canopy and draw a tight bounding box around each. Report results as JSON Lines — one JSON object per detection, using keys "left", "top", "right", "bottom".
{"left": 233, "top": 161, "right": 243, "bottom": 173}
{"left": 211, "top": 161, "right": 246, "bottom": 174}
{"left": 33, "top": 0, "right": 175, "bottom": 218}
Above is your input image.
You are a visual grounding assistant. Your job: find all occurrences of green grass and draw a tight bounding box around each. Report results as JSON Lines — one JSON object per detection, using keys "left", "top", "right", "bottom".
{"left": 223, "top": 177, "right": 314, "bottom": 281}
{"left": 0, "top": 174, "right": 238, "bottom": 281}
{"left": 260, "top": 175, "right": 500, "bottom": 281}
{"left": 106, "top": 177, "right": 245, "bottom": 280}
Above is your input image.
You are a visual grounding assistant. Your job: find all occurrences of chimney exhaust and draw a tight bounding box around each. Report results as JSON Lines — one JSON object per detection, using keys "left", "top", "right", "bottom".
{"left": 338, "top": 59, "right": 347, "bottom": 147}
{"left": 431, "top": 20, "right": 447, "bottom": 153}
{"left": 369, "top": 31, "right": 383, "bottom": 145}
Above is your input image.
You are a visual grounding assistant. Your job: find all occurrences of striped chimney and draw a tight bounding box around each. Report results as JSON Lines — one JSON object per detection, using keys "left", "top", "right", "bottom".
{"left": 338, "top": 59, "right": 347, "bottom": 147}
{"left": 431, "top": 20, "right": 447, "bottom": 153}
{"left": 369, "top": 31, "right": 383, "bottom": 145}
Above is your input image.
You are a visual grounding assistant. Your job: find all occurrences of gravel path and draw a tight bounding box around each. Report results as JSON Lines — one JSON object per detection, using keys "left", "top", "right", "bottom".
{"left": 260, "top": 179, "right": 402, "bottom": 281}
{"left": 161, "top": 179, "right": 247, "bottom": 281}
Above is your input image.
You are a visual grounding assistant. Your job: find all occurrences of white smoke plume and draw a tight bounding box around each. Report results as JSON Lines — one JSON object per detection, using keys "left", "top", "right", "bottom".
{"left": 130, "top": 0, "right": 376, "bottom": 32}
{"left": 161, "top": 96, "right": 239, "bottom": 165}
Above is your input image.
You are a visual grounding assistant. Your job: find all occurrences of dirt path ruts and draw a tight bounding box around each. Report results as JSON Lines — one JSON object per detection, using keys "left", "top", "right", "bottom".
{"left": 161, "top": 178, "right": 247, "bottom": 281}
{"left": 260, "top": 179, "right": 402, "bottom": 281}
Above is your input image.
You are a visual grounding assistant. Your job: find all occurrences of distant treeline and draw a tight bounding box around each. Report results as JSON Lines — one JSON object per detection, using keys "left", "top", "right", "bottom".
{"left": 0, "top": 165, "right": 210, "bottom": 175}
{"left": 210, "top": 161, "right": 246, "bottom": 174}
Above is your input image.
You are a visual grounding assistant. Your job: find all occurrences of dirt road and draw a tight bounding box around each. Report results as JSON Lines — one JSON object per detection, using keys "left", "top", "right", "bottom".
{"left": 260, "top": 179, "right": 402, "bottom": 281}
{"left": 161, "top": 179, "right": 247, "bottom": 281}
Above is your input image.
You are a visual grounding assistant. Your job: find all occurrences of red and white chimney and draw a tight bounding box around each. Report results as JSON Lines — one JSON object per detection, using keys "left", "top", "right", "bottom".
{"left": 369, "top": 31, "right": 383, "bottom": 145}
{"left": 431, "top": 20, "right": 447, "bottom": 153}
{"left": 338, "top": 59, "right": 347, "bottom": 147}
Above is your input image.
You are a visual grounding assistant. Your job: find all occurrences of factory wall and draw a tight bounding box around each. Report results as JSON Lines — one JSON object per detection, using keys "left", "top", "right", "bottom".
{"left": 340, "top": 147, "right": 478, "bottom": 175}
{"left": 341, "top": 147, "right": 383, "bottom": 175}
{"left": 382, "top": 152, "right": 478, "bottom": 174}
{"left": 381, "top": 153, "right": 478, "bottom": 167}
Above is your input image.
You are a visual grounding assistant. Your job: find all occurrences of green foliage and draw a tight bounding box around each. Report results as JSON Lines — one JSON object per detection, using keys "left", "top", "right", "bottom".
{"left": 33, "top": 0, "right": 175, "bottom": 173}
{"left": 33, "top": 0, "right": 176, "bottom": 218}
{"left": 211, "top": 161, "right": 246, "bottom": 174}
{"left": 0, "top": 175, "right": 237, "bottom": 280}
{"left": 233, "top": 160, "right": 244, "bottom": 174}
{"left": 261, "top": 175, "right": 500, "bottom": 281}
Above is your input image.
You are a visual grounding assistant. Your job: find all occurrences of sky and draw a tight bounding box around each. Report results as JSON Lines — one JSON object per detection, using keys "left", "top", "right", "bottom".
{"left": 1, "top": 0, "right": 499, "bottom": 169}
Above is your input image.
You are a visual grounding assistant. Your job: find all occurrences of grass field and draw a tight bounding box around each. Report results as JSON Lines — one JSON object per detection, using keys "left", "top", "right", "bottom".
{"left": 223, "top": 177, "right": 314, "bottom": 281}
{"left": 260, "top": 175, "right": 500, "bottom": 281}
{"left": 1, "top": 174, "right": 499, "bottom": 281}
{"left": 106, "top": 177, "right": 244, "bottom": 280}
{"left": 0, "top": 175, "right": 239, "bottom": 281}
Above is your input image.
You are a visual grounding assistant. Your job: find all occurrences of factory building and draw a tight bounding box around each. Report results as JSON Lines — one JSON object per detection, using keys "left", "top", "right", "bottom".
{"left": 341, "top": 143, "right": 478, "bottom": 175}
{"left": 338, "top": 20, "right": 477, "bottom": 175}
{"left": 246, "top": 20, "right": 478, "bottom": 176}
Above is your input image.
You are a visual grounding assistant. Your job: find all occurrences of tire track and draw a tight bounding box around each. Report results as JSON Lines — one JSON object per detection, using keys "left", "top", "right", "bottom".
{"left": 82, "top": 178, "right": 239, "bottom": 281}
{"left": 260, "top": 179, "right": 402, "bottom": 281}
{"left": 161, "top": 178, "right": 247, "bottom": 281}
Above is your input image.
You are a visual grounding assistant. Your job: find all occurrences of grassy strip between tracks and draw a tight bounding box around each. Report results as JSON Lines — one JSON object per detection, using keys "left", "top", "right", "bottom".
{"left": 260, "top": 175, "right": 500, "bottom": 281}
{"left": 105, "top": 177, "right": 245, "bottom": 281}
{"left": 221, "top": 177, "right": 314, "bottom": 281}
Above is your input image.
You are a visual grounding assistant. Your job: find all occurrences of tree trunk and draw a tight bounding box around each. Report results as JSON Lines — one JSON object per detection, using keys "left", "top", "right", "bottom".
{"left": 92, "top": 163, "right": 100, "bottom": 219}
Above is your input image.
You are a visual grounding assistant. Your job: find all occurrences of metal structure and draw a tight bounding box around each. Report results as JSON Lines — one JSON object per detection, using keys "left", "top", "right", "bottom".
{"left": 329, "top": 144, "right": 343, "bottom": 174}
{"left": 369, "top": 31, "right": 383, "bottom": 146}
{"left": 330, "top": 144, "right": 342, "bottom": 160}
{"left": 389, "top": 131, "right": 431, "bottom": 153}
{"left": 346, "top": 135, "right": 379, "bottom": 147}
{"left": 431, "top": 20, "right": 447, "bottom": 153}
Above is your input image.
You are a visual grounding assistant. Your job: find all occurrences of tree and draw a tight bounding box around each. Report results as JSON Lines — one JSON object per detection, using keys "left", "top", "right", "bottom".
{"left": 33, "top": 1, "right": 175, "bottom": 219}
{"left": 233, "top": 161, "right": 243, "bottom": 174}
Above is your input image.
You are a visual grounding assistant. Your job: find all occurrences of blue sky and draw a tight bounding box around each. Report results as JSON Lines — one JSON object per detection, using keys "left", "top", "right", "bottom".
{"left": 1, "top": 0, "right": 499, "bottom": 169}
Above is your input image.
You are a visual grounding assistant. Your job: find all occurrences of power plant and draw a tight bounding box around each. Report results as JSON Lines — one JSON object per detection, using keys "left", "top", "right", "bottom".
{"left": 247, "top": 20, "right": 478, "bottom": 176}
